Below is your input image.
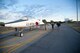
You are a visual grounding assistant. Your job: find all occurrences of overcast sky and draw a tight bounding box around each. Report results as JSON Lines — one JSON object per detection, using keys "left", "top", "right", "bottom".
{"left": 0, "top": 0, "right": 80, "bottom": 23}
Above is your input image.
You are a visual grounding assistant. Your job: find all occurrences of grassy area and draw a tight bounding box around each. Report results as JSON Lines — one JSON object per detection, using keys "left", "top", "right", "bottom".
{"left": 0, "top": 27, "right": 15, "bottom": 34}
{"left": 67, "top": 22, "right": 80, "bottom": 32}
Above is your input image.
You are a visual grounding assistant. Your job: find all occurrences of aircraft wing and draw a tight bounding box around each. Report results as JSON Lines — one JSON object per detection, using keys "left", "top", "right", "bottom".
{"left": 5, "top": 19, "right": 44, "bottom": 28}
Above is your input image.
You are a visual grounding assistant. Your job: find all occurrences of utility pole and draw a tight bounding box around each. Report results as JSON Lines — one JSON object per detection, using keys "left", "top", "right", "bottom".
{"left": 76, "top": 0, "right": 78, "bottom": 23}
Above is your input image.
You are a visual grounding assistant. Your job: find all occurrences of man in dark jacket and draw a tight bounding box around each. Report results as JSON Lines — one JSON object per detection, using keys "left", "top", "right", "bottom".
{"left": 51, "top": 23, "right": 54, "bottom": 29}
{"left": 56, "top": 22, "right": 61, "bottom": 28}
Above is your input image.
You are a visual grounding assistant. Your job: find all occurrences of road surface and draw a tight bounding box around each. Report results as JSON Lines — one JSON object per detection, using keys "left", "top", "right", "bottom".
{"left": 0, "top": 26, "right": 50, "bottom": 53}
{"left": 0, "top": 24, "right": 80, "bottom": 53}
{"left": 20, "top": 24, "right": 80, "bottom": 53}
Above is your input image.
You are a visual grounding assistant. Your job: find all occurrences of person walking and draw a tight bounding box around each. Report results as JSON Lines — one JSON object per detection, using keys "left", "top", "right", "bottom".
{"left": 35, "top": 22, "right": 39, "bottom": 28}
{"left": 54, "top": 23, "right": 57, "bottom": 30}
{"left": 51, "top": 23, "right": 54, "bottom": 29}
{"left": 50, "top": 22, "right": 54, "bottom": 29}
{"left": 15, "top": 28, "right": 18, "bottom": 31}
{"left": 56, "top": 22, "right": 61, "bottom": 30}
{"left": 50, "top": 20, "right": 54, "bottom": 30}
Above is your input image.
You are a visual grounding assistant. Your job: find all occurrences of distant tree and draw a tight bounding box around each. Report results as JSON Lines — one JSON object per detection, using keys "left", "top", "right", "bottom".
{"left": 42, "top": 19, "right": 47, "bottom": 24}
{"left": 50, "top": 20, "right": 54, "bottom": 24}
{"left": 42, "top": 19, "right": 47, "bottom": 30}
{"left": 0, "top": 22, "right": 5, "bottom": 26}
{"left": 68, "top": 20, "right": 73, "bottom": 23}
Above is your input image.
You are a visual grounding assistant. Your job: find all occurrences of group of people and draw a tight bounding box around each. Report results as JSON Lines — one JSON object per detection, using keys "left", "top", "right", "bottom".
{"left": 51, "top": 22, "right": 61, "bottom": 30}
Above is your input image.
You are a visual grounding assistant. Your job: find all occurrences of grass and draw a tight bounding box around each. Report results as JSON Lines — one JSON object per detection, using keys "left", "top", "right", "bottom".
{"left": 67, "top": 22, "right": 80, "bottom": 32}
{"left": 0, "top": 27, "right": 15, "bottom": 34}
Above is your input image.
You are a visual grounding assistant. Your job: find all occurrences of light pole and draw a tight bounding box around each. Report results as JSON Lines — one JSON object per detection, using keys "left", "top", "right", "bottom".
{"left": 76, "top": 0, "right": 78, "bottom": 23}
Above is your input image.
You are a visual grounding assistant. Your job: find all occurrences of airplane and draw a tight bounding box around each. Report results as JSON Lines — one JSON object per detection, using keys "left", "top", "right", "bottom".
{"left": 5, "top": 17, "right": 44, "bottom": 37}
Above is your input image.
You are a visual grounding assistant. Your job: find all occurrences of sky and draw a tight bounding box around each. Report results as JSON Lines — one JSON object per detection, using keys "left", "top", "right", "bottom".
{"left": 0, "top": 0, "right": 80, "bottom": 23}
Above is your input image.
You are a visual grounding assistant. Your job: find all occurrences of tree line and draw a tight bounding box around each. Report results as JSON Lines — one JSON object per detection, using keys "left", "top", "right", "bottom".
{"left": 0, "top": 22, "right": 5, "bottom": 26}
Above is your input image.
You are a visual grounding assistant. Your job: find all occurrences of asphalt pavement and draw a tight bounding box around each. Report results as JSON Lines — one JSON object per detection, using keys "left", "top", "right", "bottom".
{"left": 20, "top": 24, "right": 80, "bottom": 53}
{"left": 0, "top": 27, "right": 50, "bottom": 53}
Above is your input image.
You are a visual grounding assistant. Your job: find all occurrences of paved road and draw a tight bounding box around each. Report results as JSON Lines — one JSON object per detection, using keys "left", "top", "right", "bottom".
{"left": 0, "top": 28, "right": 50, "bottom": 53}
{"left": 20, "top": 24, "right": 80, "bottom": 53}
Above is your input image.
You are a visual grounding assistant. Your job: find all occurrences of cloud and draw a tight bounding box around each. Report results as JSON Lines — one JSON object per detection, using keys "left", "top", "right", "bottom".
{"left": 0, "top": 0, "right": 53, "bottom": 21}
{"left": 0, "top": 0, "right": 17, "bottom": 9}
